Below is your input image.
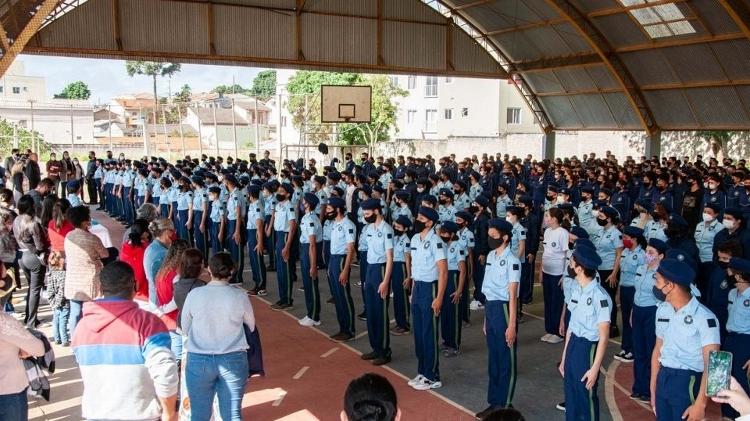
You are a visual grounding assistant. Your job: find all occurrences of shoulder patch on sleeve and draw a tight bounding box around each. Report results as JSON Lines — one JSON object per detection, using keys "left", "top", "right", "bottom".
{"left": 513, "top": 263, "right": 519, "bottom": 270}
{"left": 387, "top": 233, "right": 392, "bottom": 239}
{"left": 349, "top": 228, "right": 354, "bottom": 234}
{"left": 437, "top": 243, "right": 443, "bottom": 249}
{"left": 657, "top": 318, "right": 669, "bottom": 322}
{"left": 600, "top": 299, "right": 609, "bottom": 308}
{"left": 309, "top": 222, "right": 314, "bottom": 227}
{"left": 521, "top": 230, "right": 526, "bottom": 235}
{"left": 405, "top": 242, "right": 410, "bottom": 248}
{"left": 707, "top": 318, "right": 717, "bottom": 328}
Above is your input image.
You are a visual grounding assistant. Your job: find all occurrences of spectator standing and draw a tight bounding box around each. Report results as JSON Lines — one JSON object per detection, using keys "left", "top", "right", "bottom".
{"left": 0, "top": 207, "right": 18, "bottom": 312}
{"left": 144, "top": 218, "right": 175, "bottom": 305}
{"left": 64, "top": 206, "right": 110, "bottom": 336}
{"left": 85, "top": 151, "right": 98, "bottom": 205}
{"left": 24, "top": 153, "right": 41, "bottom": 190}
{"left": 47, "top": 251, "right": 70, "bottom": 346}
{"left": 60, "top": 151, "right": 74, "bottom": 196}
{"left": 120, "top": 218, "right": 152, "bottom": 302}
{"left": 10, "top": 157, "right": 24, "bottom": 204}
{"left": 12, "top": 195, "right": 49, "bottom": 328}
{"left": 0, "top": 311, "right": 45, "bottom": 420}
{"left": 154, "top": 239, "right": 190, "bottom": 360}
{"left": 46, "top": 152, "right": 62, "bottom": 193}
{"left": 72, "top": 262, "right": 179, "bottom": 421}
{"left": 47, "top": 198, "right": 73, "bottom": 252}
{"left": 27, "top": 178, "right": 53, "bottom": 218}
{"left": 73, "top": 157, "right": 84, "bottom": 202}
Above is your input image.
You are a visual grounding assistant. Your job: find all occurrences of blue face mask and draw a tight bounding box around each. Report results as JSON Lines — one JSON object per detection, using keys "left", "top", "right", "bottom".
{"left": 652, "top": 285, "right": 667, "bottom": 302}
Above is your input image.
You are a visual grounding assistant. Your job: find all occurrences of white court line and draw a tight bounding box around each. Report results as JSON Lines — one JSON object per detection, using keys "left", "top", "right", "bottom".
{"left": 354, "top": 331, "right": 369, "bottom": 340}
{"left": 272, "top": 394, "right": 286, "bottom": 407}
{"left": 604, "top": 360, "right": 624, "bottom": 421}
{"left": 293, "top": 366, "right": 309, "bottom": 380}
{"left": 321, "top": 347, "right": 339, "bottom": 358}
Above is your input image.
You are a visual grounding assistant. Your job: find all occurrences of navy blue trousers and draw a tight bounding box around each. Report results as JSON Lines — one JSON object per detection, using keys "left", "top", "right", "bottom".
{"left": 300, "top": 243, "right": 321, "bottom": 321}
{"left": 619, "top": 286, "right": 635, "bottom": 353}
{"left": 192, "top": 210, "right": 207, "bottom": 259}
{"left": 722, "top": 332, "right": 750, "bottom": 418}
{"left": 473, "top": 256, "right": 486, "bottom": 304}
{"left": 364, "top": 262, "right": 390, "bottom": 357}
{"left": 440, "top": 270, "right": 461, "bottom": 350}
{"left": 655, "top": 367, "right": 701, "bottom": 421}
{"left": 226, "top": 220, "right": 244, "bottom": 284}
{"left": 632, "top": 305, "right": 656, "bottom": 397}
{"left": 412, "top": 281, "right": 440, "bottom": 381}
{"left": 392, "top": 262, "right": 410, "bottom": 330}
{"left": 275, "top": 230, "right": 293, "bottom": 305}
{"left": 543, "top": 272, "right": 564, "bottom": 336}
{"left": 247, "top": 229, "right": 266, "bottom": 290}
{"left": 264, "top": 216, "right": 275, "bottom": 268}
{"left": 123, "top": 187, "right": 134, "bottom": 224}
{"left": 177, "top": 209, "right": 192, "bottom": 245}
{"left": 486, "top": 300, "right": 517, "bottom": 407}
{"left": 160, "top": 203, "right": 170, "bottom": 219}
{"left": 359, "top": 250, "right": 368, "bottom": 313}
{"left": 564, "top": 335, "right": 600, "bottom": 421}
{"left": 328, "top": 254, "right": 355, "bottom": 336}
{"left": 209, "top": 220, "right": 223, "bottom": 256}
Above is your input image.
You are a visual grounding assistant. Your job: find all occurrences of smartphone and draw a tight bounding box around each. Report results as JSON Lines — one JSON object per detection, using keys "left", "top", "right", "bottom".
{"left": 706, "top": 350, "right": 732, "bottom": 397}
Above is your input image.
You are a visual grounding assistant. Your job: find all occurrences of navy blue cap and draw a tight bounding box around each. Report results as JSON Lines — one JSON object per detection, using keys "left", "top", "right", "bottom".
{"left": 573, "top": 244, "right": 603, "bottom": 270}
{"left": 635, "top": 198, "right": 653, "bottom": 212}
{"left": 668, "top": 213, "right": 688, "bottom": 227}
{"left": 600, "top": 188, "right": 612, "bottom": 197}
{"left": 623, "top": 225, "right": 644, "bottom": 238}
{"left": 575, "top": 238, "right": 595, "bottom": 250}
{"left": 247, "top": 185, "right": 261, "bottom": 195}
{"left": 439, "top": 188, "right": 454, "bottom": 198}
{"left": 581, "top": 186, "right": 595, "bottom": 194}
{"left": 570, "top": 226, "right": 590, "bottom": 239}
{"left": 190, "top": 175, "right": 205, "bottom": 186}
{"left": 455, "top": 210, "right": 472, "bottom": 222}
{"left": 657, "top": 258, "right": 696, "bottom": 286}
{"left": 208, "top": 186, "right": 221, "bottom": 194}
{"left": 648, "top": 238, "right": 668, "bottom": 254}
{"left": 474, "top": 195, "right": 489, "bottom": 208}
{"left": 279, "top": 182, "right": 294, "bottom": 195}
{"left": 372, "top": 185, "right": 385, "bottom": 194}
{"left": 327, "top": 172, "right": 341, "bottom": 181}
{"left": 488, "top": 218, "right": 513, "bottom": 232}
{"left": 394, "top": 215, "right": 412, "bottom": 228}
{"left": 313, "top": 175, "right": 326, "bottom": 185}
{"left": 440, "top": 221, "right": 459, "bottom": 233}
{"left": 666, "top": 248, "right": 697, "bottom": 272}
{"left": 66, "top": 180, "right": 80, "bottom": 191}
{"left": 360, "top": 198, "right": 381, "bottom": 211}
{"left": 729, "top": 257, "right": 750, "bottom": 273}
{"left": 703, "top": 203, "right": 720, "bottom": 213}
{"left": 261, "top": 181, "right": 275, "bottom": 191}
{"left": 303, "top": 192, "right": 319, "bottom": 208}
{"left": 724, "top": 207, "right": 744, "bottom": 220}
{"left": 223, "top": 174, "right": 238, "bottom": 186}
{"left": 394, "top": 190, "right": 410, "bottom": 200}
{"left": 518, "top": 195, "right": 533, "bottom": 205}
{"left": 600, "top": 206, "right": 619, "bottom": 219}
{"left": 422, "top": 195, "right": 438, "bottom": 206}
{"left": 328, "top": 197, "right": 346, "bottom": 210}
{"left": 559, "top": 187, "right": 570, "bottom": 195}
{"left": 454, "top": 180, "right": 467, "bottom": 190}
{"left": 418, "top": 206, "right": 439, "bottom": 223}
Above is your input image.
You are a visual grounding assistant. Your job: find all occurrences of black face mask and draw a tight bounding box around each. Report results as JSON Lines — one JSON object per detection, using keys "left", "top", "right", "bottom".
{"left": 393, "top": 228, "right": 404, "bottom": 236}
{"left": 439, "top": 199, "right": 449, "bottom": 205}
{"left": 546, "top": 194, "right": 555, "bottom": 201}
{"left": 325, "top": 211, "right": 336, "bottom": 220}
{"left": 567, "top": 264, "right": 577, "bottom": 278}
{"left": 276, "top": 193, "right": 287, "bottom": 202}
{"left": 488, "top": 237, "right": 505, "bottom": 250}
{"left": 440, "top": 235, "right": 452, "bottom": 243}
{"left": 414, "top": 220, "right": 428, "bottom": 233}
{"left": 718, "top": 261, "right": 730, "bottom": 269}
{"left": 596, "top": 218, "right": 608, "bottom": 227}
{"left": 364, "top": 214, "right": 377, "bottom": 223}
{"left": 498, "top": 190, "right": 506, "bottom": 196}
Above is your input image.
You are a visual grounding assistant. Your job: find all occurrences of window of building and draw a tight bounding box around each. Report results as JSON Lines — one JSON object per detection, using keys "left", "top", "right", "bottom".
{"left": 445, "top": 77, "right": 453, "bottom": 84}
{"left": 506, "top": 108, "right": 521, "bottom": 125}
{"left": 462, "top": 108, "right": 469, "bottom": 117}
{"left": 407, "top": 109, "right": 417, "bottom": 124}
{"left": 425, "top": 109, "right": 437, "bottom": 132}
{"left": 389, "top": 76, "right": 399, "bottom": 87}
{"left": 424, "top": 77, "right": 438, "bottom": 97}
{"left": 407, "top": 76, "right": 416, "bottom": 90}
{"left": 618, "top": 0, "right": 696, "bottom": 38}
{"left": 281, "top": 116, "right": 287, "bottom": 127}
{"left": 444, "top": 108, "right": 453, "bottom": 120}
{"left": 0, "top": 86, "right": 4, "bottom": 93}
{"left": 22, "top": 87, "right": 28, "bottom": 92}
{"left": 12, "top": 87, "right": 20, "bottom": 94}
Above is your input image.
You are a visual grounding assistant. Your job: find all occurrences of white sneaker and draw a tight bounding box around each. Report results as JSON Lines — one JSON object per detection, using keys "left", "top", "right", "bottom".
{"left": 412, "top": 378, "right": 443, "bottom": 391}
{"left": 469, "top": 300, "right": 484, "bottom": 311}
{"left": 408, "top": 374, "right": 425, "bottom": 387}
{"left": 547, "top": 335, "right": 564, "bottom": 344}
{"left": 298, "top": 316, "right": 313, "bottom": 326}
{"left": 540, "top": 333, "right": 552, "bottom": 342}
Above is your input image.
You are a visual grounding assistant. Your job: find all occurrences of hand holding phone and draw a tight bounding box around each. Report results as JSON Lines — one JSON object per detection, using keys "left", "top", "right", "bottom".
{"left": 706, "top": 350, "right": 732, "bottom": 397}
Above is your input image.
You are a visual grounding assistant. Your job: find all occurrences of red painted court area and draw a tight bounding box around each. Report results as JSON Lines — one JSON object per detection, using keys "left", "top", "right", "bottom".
{"left": 240, "top": 297, "right": 475, "bottom": 420}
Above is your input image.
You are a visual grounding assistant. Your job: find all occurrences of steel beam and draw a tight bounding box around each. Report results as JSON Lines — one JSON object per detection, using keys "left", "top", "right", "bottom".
{"left": 514, "top": 52, "right": 601, "bottom": 72}
{"left": 0, "top": 0, "right": 61, "bottom": 78}
{"left": 716, "top": 0, "right": 750, "bottom": 42}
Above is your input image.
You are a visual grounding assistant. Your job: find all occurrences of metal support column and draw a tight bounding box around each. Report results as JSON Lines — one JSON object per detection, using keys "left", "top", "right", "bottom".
{"left": 542, "top": 131, "right": 556, "bottom": 160}
{"left": 644, "top": 130, "right": 662, "bottom": 159}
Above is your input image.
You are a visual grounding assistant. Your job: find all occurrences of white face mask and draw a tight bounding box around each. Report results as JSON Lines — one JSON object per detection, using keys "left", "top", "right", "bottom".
{"left": 702, "top": 213, "right": 715, "bottom": 223}
{"left": 417, "top": 187, "right": 425, "bottom": 193}
{"left": 556, "top": 196, "right": 565, "bottom": 204}
{"left": 591, "top": 210, "right": 599, "bottom": 218}
{"left": 723, "top": 219, "right": 736, "bottom": 230}
{"left": 708, "top": 183, "right": 717, "bottom": 190}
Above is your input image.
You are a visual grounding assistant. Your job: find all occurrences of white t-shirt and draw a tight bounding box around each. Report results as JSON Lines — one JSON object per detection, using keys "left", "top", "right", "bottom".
{"left": 542, "top": 227, "right": 569, "bottom": 276}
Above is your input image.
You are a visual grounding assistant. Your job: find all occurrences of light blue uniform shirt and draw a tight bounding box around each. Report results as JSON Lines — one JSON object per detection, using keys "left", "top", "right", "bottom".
{"left": 410, "top": 230, "right": 446, "bottom": 282}
{"left": 458, "top": 227, "right": 475, "bottom": 251}
{"left": 94, "top": 167, "right": 103, "bottom": 179}
{"left": 262, "top": 195, "right": 276, "bottom": 218}
{"left": 67, "top": 193, "right": 83, "bottom": 207}
{"left": 358, "top": 225, "right": 369, "bottom": 252}
{"left": 245, "top": 200, "right": 264, "bottom": 229}
{"left": 656, "top": 297, "right": 720, "bottom": 372}
{"left": 364, "top": 221, "right": 394, "bottom": 264}
{"left": 563, "top": 275, "right": 577, "bottom": 306}
{"left": 152, "top": 182, "right": 162, "bottom": 201}
{"left": 633, "top": 264, "right": 660, "bottom": 307}
{"left": 177, "top": 190, "right": 193, "bottom": 211}
{"left": 481, "top": 246, "right": 521, "bottom": 301}
{"left": 314, "top": 189, "right": 328, "bottom": 215}
{"left": 445, "top": 240, "right": 466, "bottom": 271}
{"left": 455, "top": 192, "right": 470, "bottom": 211}
{"left": 438, "top": 204, "right": 457, "bottom": 223}
{"left": 121, "top": 170, "right": 134, "bottom": 188}
{"left": 620, "top": 246, "right": 645, "bottom": 287}
{"left": 393, "top": 205, "right": 413, "bottom": 223}
{"left": 694, "top": 219, "right": 722, "bottom": 263}
{"left": 299, "top": 212, "right": 322, "bottom": 244}
{"left": 578, "top": 201, "right": 595, "bottom": 234}
{"left": 192, "top": 188, "right": 207, "bottom": 212}
{"left": 594, "top": 225, "right": 623, "bottom": 270}
{"left": 167, "top": 186, "right": 180, "bottom": 204}
{"left": 393, "top": 233, "right": 410, "bottom": 262}
{"left": 469, "top": 183, "right": 482, "bottom": 201}
{"left": 510, "top": 222, "right": 526, "bottom": 263}
{"left": 727, "top": 287, "right": 750, "bottom": 334}
{"left": 330, "top": 218, "right": 356, "bottom": 255}
{"left": 496, "top": 195, "right": 512, "bottom": 219}
{"left": 210, "top": 199, "right": 225, "bottom": 223}
{"left": 567, "top": 280, "right": 612, "bottom": 342}
{"left": 322, "top": 219, "right": 333, "bottom": 241}
{"left": 136, "top": 177, "right": 152, "bottom": 197}
{"left": 226, "top": 190, "right": 241, "bottom": 221}
{"left": 273, "top": 201, "right": 296, "bottom": 232}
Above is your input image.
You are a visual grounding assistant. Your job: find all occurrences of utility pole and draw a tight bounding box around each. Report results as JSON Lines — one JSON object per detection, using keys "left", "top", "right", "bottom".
{"left": 212, "top": 103, "right": 219, "bottom": 157}
{"left": 176, "top": 103, "right": 185, "bottom": 156}
{"left": 231, "top": 99, "right": 238, "bottom": 158}
{"left": 140, "top": 107, "right": 150, "bottom": 156}
{"left": 107, "top": 104, "right": 113, "bottom": 151}
{"left": 197, "top": 115, "right": 204, "bottom": 157}
{"left": 276, "top": 92, "right": 282, "bottom": 163}
{"left": 162, "top": 105, "right": 170, "bottom": 161}
{"left": 29, "top": 100, "right": 36, "bottom": 155}
{"left": 254, "top": 98, "right": 260, "bottom": 159}
{"left": 70, "top": 104, "right": 75, "bottom": 149}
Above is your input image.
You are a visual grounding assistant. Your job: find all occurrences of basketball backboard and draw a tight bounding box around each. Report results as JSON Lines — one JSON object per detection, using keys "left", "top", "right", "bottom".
{"left": 320, "top": 85, "right": 372, "bottom": 123}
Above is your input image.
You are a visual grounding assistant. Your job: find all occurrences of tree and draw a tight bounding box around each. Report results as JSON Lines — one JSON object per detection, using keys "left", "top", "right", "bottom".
{"left": 54, "top": 81, "right": 91, "bottom": 100}
{"left": 0, "top": 119, "right": 51, "bottom": 158}
{"left": 211, "top": 84, "right": 247, "bottom": 96}
{"left": 338, "top": 75, "right": 407, "bottom": 148}
{"left": 125, "top": 61, "right": 182, "bottom": 110}
{"left": 175, "top": 84, "right": 192, "bottom": 103}
{"left": 249, "top": 70, "right": 277, "bottom": 101}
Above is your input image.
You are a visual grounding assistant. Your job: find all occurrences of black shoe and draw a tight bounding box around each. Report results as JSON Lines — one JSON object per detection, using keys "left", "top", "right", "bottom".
{"left": 266, "top": 265, "right": 276, "bottom": 272}
{"left": 475, "top": 405, "right": 497, "bottom": 419}
{"left": 357, "top": 312, "right": 367, "bottom": 321}
{"left": 372, "top": 355, "right": 391, "bottom": 366}
{"left": 361, "top": 351, "right": 379, "bottom": 360}
{"left": 331, "top": 332, "right": 354, "bottom": 342}
{"left": 270, "top": 302, "right": 285, "bottom": 310}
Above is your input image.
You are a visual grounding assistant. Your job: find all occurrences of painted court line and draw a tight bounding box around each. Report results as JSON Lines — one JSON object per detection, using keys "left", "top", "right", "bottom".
{"left": 321, "top": 347, "right": 340, "bottom": 358}
{"left": 272, "top": 394, "right": 286, "bottom": 407}
{"left": 604, "top": 360, "right": 624, "bottom": 421}
{"left": 293, "top": 366, "right": 310, "bottom": 380}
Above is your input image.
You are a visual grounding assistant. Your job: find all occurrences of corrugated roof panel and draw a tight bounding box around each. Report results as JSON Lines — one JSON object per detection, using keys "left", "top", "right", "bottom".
{"left": 492, "top": 32, "right": 544, "bottom": 62}
{"left": 522, "top": 0, "right": 564, "bottom": 20}
{"left": 567, "top": 0, "right": 620, "bottom": 14}
{"left": 684, "top": 87, "right": 750, "bottom": 127}
{"left": 523, "top": 71, "right": 565, "bottom": 93}
{"left": 661, "top": 44, "right": 728, "bottom": 84}
{"left": 120, "top": 0, "right": 208, "bottom": 54}
{"left": 585, "top": 65, "right": 621, "bottom": 90}
{"left": 602, "top": 92, "right": 642, "bottom": 129}
{"left": 217, "top": 0, "right": 294, "bottom": 8}
{"left": 551, "top": 22, "right": 594, "bottom": 54}
{"left": 710, "top": 40, "right": 750, "bottom": 81}
{"left": 305, "top": 0, "right": 376, "bottom": 18}
{"left": 643, "top": 90, "right": 697, "bottom": 128}
{"left": 486, "top": 0, "right": 545, "bottom": 26}
{"left": 688, "top": 0, "right": 739, "bottom": 34}
{"left": 464, "top": 3, "right": 514, "bottom": 33}
{"left": 621, "top": 50, "right": 681, "bottom": 86}
{"left": 301, "top": 13, "right": 376, "bottom": 65}
{"left": 213, "top": 5, "right": 294, "bottom": 60}
{"left": 450, "top": 26, "right": 504, "bottom": 74}
{"left": 523, "top": 26, "right": 574, "bottom": 56}
{"left": 539, "top": 95, "right": 583, "bottom": 129}
{"left": 382, "top": 20, "right": 445, "bottom": 69}
{"left": 591, "top": 13, "right": 649, "bottom": 48}
{"left": 382, "top": 0, "right": 445, "bottom": 24}
{"left": 554, "top": 67, "right": 598, "bottom": 91}
{"left": 568, "top": 94, "right": 617, "bottom": 127}
{"left": 35, "top": 0, "right": 117, "bottom": 50}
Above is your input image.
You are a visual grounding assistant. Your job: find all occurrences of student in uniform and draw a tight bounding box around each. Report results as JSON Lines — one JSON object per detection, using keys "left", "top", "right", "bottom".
{"left": 360, "top": 198, "right": 394, "bottom": 366}
{"left": 558, "top": 245, "right": 611, "bottom": 421}
{"left": 437, "top": 221, "right": 466, "bottom": 358}
{"left": 270, "top": 183, "right": 297, "bottom": 310}
{"left": 207, "top": 186, "right": 225, "bottom": 257}
{"left": 541, "top": 208, "right": 570, "bottom": 344}
{"left": 475, "top": 218, "right": 521, "bottom": 418}
{"left": 326, "top": 197, "right": 357, "bottom": 342}
{"left": 390, "top": 215, "right": 412, "bottom": 336}
{"left": 455, "top": 210, "right": 475, "bottom": 327}
{"left": 158, "top": 178, "right": 172, "bottom": 219}
{"left": 406, "top": 206, "right": 448, "bottom": 391}
{"left": 722, "top": 257, "right": 750, "bottom": 418}
{"left": 694, "top": 203, "right": 722, "bottom": 296}
{"left": 224, "top": 175, "right": 244, "bottom": 284}
{"left": 614, "top": 226, "right": 646, "bottom": 363}
{"left": 495, "top": 184, "right": 513, "bottom": 219}
{"left": 593, "top": 206, "right": 624, "bottom": 338}
{"left": 246, "top": 185, "right": 267, "bottom": 296}
{"left": 261, "top": 182, "right": 278, "bottom": 271}
{"left": 506, "top": 206, "right": 526, "bottom": 318}
{"left": 191, "top": 176, "right": 209, "bottom": 259}
{"left": 651, "top": 259, "right": 720, "bottom": 421}
{"left": 298, "top": 193, "right": 322, "bottom": 327}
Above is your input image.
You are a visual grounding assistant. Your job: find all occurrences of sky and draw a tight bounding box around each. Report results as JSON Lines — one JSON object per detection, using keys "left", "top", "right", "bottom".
{"left": 18, "top": 54, "right": 265, "bottom": 104}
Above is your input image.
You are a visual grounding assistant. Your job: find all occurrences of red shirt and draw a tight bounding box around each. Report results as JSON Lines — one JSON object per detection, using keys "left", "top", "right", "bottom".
{"left": 47, "top": 220, "right": 74, "bottom": 252}
{"left": 155, "top": 269, "right": 178, "bottom": 330}
{"left": 120, "top": 241, "right": 149, "bottom": 301}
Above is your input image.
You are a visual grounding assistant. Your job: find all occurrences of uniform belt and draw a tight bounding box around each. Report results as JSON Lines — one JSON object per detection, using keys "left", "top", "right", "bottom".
{"left": 414, "top": 279, "right": 437, "bottom": 283}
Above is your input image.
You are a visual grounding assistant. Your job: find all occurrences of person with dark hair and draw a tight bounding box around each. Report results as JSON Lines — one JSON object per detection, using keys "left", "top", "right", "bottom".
{"left": 153, "top": 239, "right": 190, "bottom": 360}
{"left": 246, "top": 185, "right": 267, "bottom": 296}
{"left": 540, "top": 208, "right": 569, "bottom": 344}
{"left": 63, "top": 205, "right": 110, "bottom": 336}
{"left": 27, "top": 177, "right": 54, "bottom": 218}
{"left": 480, "top": 407, "right": 525, "bottom": 421}
{"left": 719, "top": 257, "right": 750, "bottom": 418}
{"left": 119, "top": 218, "right": 152, "bottom": 302}
{"left": 71, "top": 261, "right": 178, "bottom": 421}
{"left": 144, "top": 218, "right": 175, "bottom": 305}
{"left": 327, "top": 197, "right": 357, "bottom": 342}
{"left": 593, "top": 206, "right": 624, "bottom": 338}
{"left": 182, "top": 252, "right": 255, "bottom": 420}
{"left": 12, "top": 194, "right": 49, "bottom": 328}
{"left": 709, "top": 240, "right": 744, "bottom": 341}
{"left": 173, "top": 248, "right": 206, "bottom": 327}
{"left": 46, "top": 197, "right": 72, "bottom": 253}
{"left": 613, "top": 226, "right": 646, "bottom": 364}
{"left": 341, "top": 373, "right": 401, "bottom": 421}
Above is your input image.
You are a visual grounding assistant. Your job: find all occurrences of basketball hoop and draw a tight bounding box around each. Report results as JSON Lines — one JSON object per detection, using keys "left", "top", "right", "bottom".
{"left": 321, "top": 85, "right": 372, "bottom": 123}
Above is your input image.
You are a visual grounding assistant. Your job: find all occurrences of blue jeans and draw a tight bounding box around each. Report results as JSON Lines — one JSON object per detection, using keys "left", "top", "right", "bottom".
{"left": 0, "top": 387, "right": 28, "bottom": 421}
{"left": 185, "top": 351, "right": 249, "bottom": 421}
{"left": 53, "top": 306, "right": 70, "bottom": 343}
{"left": 68, "top": 299, "right": 84, "bottom": 338}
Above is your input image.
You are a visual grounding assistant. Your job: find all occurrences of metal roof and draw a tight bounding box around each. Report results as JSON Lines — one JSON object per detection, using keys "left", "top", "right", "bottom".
{"left": 0, "top": 0, "right": 748, "bottom": 133}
